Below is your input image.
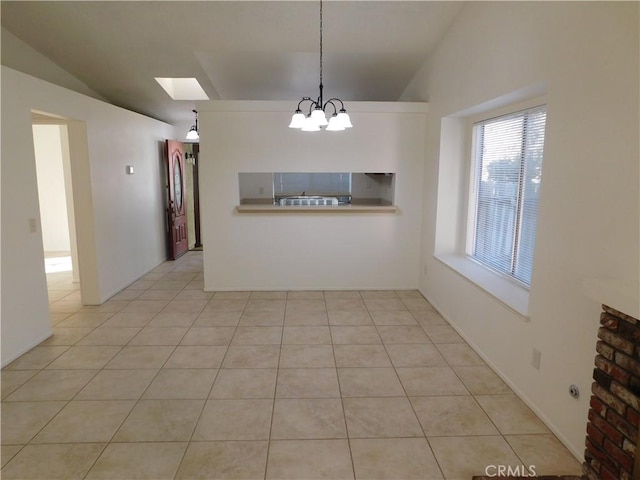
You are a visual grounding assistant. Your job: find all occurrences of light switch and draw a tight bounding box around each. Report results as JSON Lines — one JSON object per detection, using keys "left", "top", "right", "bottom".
{"left": 531, "top": 348, "right": 541, "bottom": 370}
{"left": 126, "top": 165, "right": 135, "bottom": 175}
{"left": 29, "top": 218, "right": 38, "bottom": 233}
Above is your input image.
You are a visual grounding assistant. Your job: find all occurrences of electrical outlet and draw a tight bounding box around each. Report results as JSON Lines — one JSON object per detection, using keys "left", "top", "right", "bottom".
{"left": 28, "top": 218, "right": 38, "bottom": 233}
{"left": 531, "top": 348, "right": 541, "bottom": 370}
{"left": 259, "top": 187, "right": 264, "bottom": 194}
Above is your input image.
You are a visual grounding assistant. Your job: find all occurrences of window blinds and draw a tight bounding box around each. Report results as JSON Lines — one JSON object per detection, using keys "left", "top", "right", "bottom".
{"left": 471, "top": 105, "right": 546, "bottom": 286}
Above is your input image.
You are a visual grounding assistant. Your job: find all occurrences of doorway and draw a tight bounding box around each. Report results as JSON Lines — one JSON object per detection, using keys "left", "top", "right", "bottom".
{"left": 31, "top": 116, "right": 80, "bottom": 308}
{"left": 30, "top": 110, "right": 103, "bottom": 305}
{"left": 29, "top": 111, "right": 101, "bottom": 308}
{"left": 185, "top": 143, "right": 202, "bottom": 250}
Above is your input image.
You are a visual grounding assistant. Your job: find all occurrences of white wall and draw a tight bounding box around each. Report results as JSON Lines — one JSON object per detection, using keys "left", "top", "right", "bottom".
{"left": 199, "top": 101, "right": 427, "bottom": 291}
{"left": 402, "top": 2, "right": 639, "bottom": 458}
{"left": 33, "top": 125, "right": 71, "bottom": 252}
{"left": 1, "top": 66, "right": 174, "bottom": 366}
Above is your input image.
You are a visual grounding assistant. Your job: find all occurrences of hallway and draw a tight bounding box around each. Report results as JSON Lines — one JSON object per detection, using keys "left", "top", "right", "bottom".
{"left": 1, "top": 251, "right": 582, "bottom": 479}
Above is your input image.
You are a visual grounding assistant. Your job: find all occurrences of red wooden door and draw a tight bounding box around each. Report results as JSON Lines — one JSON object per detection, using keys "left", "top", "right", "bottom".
{"left": 166, "top": 140, "right": 188, "bottom": 259}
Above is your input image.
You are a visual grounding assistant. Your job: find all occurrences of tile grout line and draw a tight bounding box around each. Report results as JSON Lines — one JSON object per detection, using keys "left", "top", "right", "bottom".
{"left": 6, "top": 272, "right": 139, "bottom": 474}
{"left": 70, "top": 261, "right": 196, "bottom": 478}
{"left": 409, "top": 296, "right": 528, "bottom": 475}
{"left": 167, "top": 280, "right": 240, "bottom": 479}
{"left": 435, "top": 329, "right": 527, "bottom": 469}
{"left": 368, "top": 292, "right": 448, "bottom": 480}
{"left": 328, "top": 291, "right": 357, "bottom": 480}
{"left": 3, "top": 257, "right": 578, "bottom": 478}
{"left": 78, "top": 263, "right": 183, "bottom": 480}
{"left": 263, "top": 295, "right": 287, "bottom": 480}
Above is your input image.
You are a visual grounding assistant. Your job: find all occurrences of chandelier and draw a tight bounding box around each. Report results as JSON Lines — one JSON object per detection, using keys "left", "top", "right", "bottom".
{"left": 288, "top": 0, "right": 352, "bottom": 132}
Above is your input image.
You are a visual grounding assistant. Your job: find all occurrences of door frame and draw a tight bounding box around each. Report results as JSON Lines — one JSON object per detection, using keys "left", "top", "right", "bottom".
{"left": 31, "top": 110, "right": 101, "bottom": 305}
{"left": 192, "top": 143, "right": 202, "bottom": 248}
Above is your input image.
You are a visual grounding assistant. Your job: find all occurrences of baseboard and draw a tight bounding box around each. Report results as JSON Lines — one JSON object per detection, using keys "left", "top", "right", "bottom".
{"left": 203, "top": 286, "right": 420, "bottom": 292}
{"left": 418, "top": 287, "right": 584, "bottom": 463}
{"left": 1, "top": 330, "right": 54, "bottom": 369}
{"left": 99, "top": 257, "right": 167, "bottom": 304}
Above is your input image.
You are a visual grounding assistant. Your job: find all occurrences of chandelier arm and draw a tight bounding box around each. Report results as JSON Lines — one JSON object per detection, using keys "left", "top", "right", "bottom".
{"left": 323, "top": 99, "right": 338, "bottom": 116}
{"left": 324, "top": 98, "right": 346, "bottom": 111}
{"left": 306, "top": 99, "right": 319, "bottom": 116}
{"left": 296, "top": 97, "right": 315, "bottom": 111}
{"left": 324, "top": 98, "right": 345, "bottom": 112}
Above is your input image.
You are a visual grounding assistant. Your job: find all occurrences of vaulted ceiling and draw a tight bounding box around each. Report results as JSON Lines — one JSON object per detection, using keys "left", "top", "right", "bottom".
{"left": 1, "top": 1, "right": 464, "bottom": 124}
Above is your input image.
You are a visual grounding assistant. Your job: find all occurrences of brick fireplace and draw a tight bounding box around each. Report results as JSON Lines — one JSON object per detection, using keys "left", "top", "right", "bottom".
{"left": 583, "top": 305, "right": 640, "bottom": 480}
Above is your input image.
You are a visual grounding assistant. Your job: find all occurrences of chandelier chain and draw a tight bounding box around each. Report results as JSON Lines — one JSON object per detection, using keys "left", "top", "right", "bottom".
{"left": 319, "top": 0, "right": 323, "bottom": 89}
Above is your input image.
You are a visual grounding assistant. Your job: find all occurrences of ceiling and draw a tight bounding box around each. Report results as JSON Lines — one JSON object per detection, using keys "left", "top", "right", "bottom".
{"left": 1, "top": 1, "right": 464, "bottom": 125}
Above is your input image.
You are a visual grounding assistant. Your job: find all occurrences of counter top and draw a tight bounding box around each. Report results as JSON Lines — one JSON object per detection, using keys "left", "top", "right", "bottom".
{"left": 235, "top": 204, "right": 398, "bottom": 214}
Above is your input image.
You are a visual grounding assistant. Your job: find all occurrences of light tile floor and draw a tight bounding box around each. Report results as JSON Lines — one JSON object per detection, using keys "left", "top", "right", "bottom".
{"left": 1, "top": 251, "right": 583, "bottom": 479}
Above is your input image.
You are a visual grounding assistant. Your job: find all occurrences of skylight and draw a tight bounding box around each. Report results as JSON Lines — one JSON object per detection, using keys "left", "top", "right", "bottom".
{"left": 154, "top": 78, "right": 209, "bottom": 100}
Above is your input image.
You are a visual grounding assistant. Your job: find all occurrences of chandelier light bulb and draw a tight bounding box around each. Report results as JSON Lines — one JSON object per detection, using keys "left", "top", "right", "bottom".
{"left": 311, "top": 108, "right": 328, "bottom": 126}
{"left": 326, "top": 115, "right": 345, "bottom": 131}
{"left": 301, "top": 116, "right": 321, "bottom": 132}
{"left": 336, "top": 111, "right": 353, "bottom": 128}
{"left": 289, "top": 111, "right": 306, "bottom": 129}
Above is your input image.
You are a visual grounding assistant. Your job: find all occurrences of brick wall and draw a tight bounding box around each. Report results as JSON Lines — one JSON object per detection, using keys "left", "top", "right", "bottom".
{"left": 584, "top": 305, "right": 640, "bottom": 480}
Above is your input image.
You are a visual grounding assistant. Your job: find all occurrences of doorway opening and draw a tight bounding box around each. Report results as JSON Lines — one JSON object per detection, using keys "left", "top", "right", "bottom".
{"left": 185, "top": 143, "right": 202, "bottom": 251}
{"left": 31, "top": 111, "right": 101, "bottom": 309}
{"left": 32, "top": 119, "right": 80, "bottom": 289}
{"left": 31, "top": 112, "right": 90, "bottom": 317}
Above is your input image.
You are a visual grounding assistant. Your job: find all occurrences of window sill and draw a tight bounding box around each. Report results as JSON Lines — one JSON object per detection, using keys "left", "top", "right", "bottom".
{"left": 434, "top": 253, "right": 530, "bottom": 319}
{"left": 235, "top": 205, "right": 398, "bottom": 214}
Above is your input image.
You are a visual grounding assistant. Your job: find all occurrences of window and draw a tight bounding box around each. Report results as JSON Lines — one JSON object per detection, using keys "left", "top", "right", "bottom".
{"left": 469, "top": 105, "right": 546, "bottom": 286}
